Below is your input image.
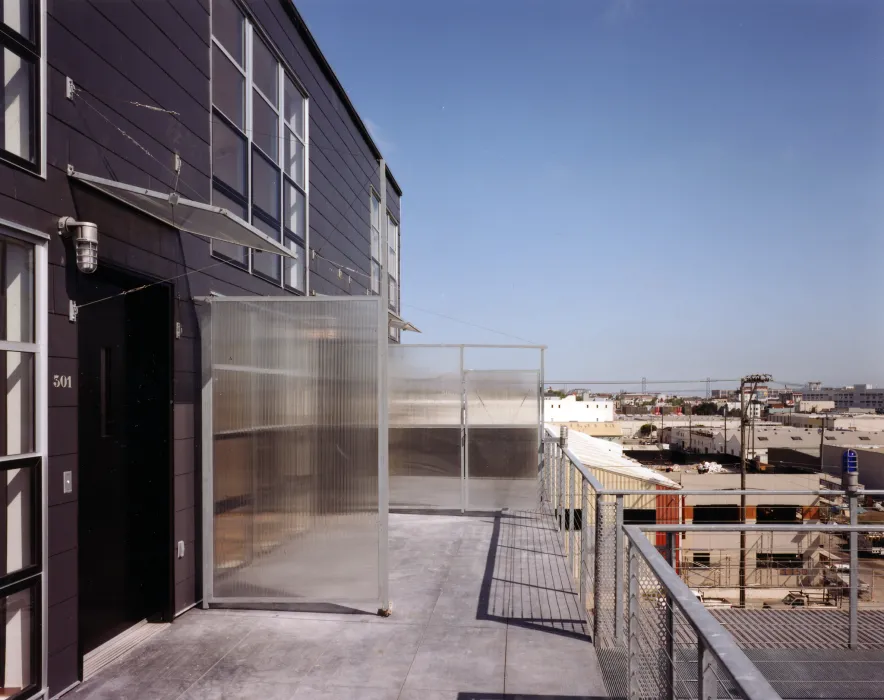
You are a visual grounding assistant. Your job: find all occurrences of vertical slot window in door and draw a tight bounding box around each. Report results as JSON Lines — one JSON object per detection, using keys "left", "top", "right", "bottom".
{"left": 100, "top": 347, "right": 110, "bottom": 437}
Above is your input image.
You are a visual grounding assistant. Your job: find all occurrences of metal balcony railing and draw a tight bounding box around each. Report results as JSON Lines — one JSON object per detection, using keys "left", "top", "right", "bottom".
{"left": 541, "top": 425, "right": 884, "bottom": 700}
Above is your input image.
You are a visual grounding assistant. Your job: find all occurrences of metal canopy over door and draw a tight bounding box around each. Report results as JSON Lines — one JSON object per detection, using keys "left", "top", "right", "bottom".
{"left": 200, "top": 296, "right": 385, "bottom": 609}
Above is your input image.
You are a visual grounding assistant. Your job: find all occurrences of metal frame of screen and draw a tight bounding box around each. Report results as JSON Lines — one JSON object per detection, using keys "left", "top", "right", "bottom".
{"left": 197, "top": 295, "right": 388, "bottom": 612}
{"left": 389, "top": 344, "right": 545, "bottom": 513}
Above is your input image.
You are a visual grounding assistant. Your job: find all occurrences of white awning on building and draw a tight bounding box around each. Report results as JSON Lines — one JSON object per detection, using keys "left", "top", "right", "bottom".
{"left": 68, "top": 169, "right": 295, "bottom": 258}
{"left": 389, "top": 311, "right": 421, "bottom": 333}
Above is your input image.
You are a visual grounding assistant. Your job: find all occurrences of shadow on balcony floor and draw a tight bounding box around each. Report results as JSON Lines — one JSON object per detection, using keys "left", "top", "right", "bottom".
{"left": 68, "top": 511, "right": 608, "bottom": 700}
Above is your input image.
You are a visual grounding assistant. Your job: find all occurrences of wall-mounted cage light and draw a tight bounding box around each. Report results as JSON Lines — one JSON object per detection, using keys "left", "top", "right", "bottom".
{"left": 58, "top": 216, "right": 99, "bottom": 274}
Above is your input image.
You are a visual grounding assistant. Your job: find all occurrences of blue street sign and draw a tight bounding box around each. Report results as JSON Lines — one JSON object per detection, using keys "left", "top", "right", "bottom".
{"left": 842, "top": 449, "right": 858, "bottom": 473}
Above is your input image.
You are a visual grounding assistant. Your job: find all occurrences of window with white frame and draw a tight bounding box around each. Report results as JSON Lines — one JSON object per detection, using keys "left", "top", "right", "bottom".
{"left": 369, "top": 190, "right": 381, "bottom": 294}
{"left": 0, "top": 232, "right": 43, "bottom": 700}
{"left": 0, "top": 0, "right": 41, "bottom": 174}
{"left": 387, "top": 211, "right": 399, "bottom": 312}
{"left": 386, "top": 211, "right": 400, "bottom": 341}
{"left": 210, "top": 0, "right": 307, "bottom": 292}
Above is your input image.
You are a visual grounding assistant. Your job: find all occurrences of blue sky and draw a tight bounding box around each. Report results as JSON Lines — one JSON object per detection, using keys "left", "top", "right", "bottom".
{"left": 299, "top": 0, "right": 884, "bottom": 390}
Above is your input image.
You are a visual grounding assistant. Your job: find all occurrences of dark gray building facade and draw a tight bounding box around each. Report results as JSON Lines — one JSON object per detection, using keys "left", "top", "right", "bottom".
{"left": 0, "top": 0, "right": 400, "bottom": 696}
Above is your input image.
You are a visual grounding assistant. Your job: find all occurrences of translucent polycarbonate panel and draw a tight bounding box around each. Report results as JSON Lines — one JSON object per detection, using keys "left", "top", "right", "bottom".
{"left": 210, "top": 298, "right": 380, "bottom": 603}
{"left": 389, "top": 345, "right": 462, "bottom": 510}
{"left": 463, "top": 346, "right": 543, "bottom": 372}
{"left": 466, "top": 369, "right": 541, "bottom": 511}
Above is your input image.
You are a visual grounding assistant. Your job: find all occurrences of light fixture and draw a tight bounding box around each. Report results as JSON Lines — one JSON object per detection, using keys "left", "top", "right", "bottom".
{"left": 58, "top": 216, "right": 99, "bottom": 273}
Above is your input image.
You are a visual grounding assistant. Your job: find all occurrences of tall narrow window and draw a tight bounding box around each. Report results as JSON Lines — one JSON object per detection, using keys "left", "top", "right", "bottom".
{"left": 0, "top": 0, "right": 40, "bottom": 173}
{"left": 369, "top": 192, "right": 381, "bottom": 294}
{"left": 210, "top": 0, "right": 248, "bottom": 266}
{"left": 0, "top": 231, "right": 41, "bottom": 700}
{"left": 210, "top": 0, "right": 308, "bottom": 293}
{"left": 387, "top": 212, "right": 399, "bottom": 312}
{"left": 282, "top": 75, "right": 306, "bottom": 293}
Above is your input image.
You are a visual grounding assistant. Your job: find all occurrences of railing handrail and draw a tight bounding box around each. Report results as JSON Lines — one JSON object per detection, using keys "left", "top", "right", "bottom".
{"left": 544, "top": 424, "right": 884, "bottom": 497}
{"left": 624, "top": 525, "right": 783, "bottom": 700}
{"left": 597, "top": 489, "right": 858, "bottom": 496}
{"left": 636, "top": 523, "right": 884, "bottom": 533}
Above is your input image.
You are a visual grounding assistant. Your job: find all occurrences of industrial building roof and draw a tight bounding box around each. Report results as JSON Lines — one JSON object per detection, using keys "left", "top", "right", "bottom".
{"left": 667, "top": 425, "right": 884, "bottom": 451}
{"left": 560, "top": 426, "right": 681, "bottom": 488}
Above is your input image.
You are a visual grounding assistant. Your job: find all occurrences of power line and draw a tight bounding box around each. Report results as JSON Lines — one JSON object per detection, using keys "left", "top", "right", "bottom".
{"left": 399, "top": 303, "right": 538, "bottom": 345}
{"left": 545, "top": 379, "right": 741, "bottom": 385}
{"left": 77, "top": 261, "right": 227, "bottom": 310}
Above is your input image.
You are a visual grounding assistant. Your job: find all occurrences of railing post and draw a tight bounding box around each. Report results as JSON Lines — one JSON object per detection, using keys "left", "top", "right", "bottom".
{"left": 697, "top": 636, "right": 717, "bottom": 700}
{"left": 615, "top": 494, "right": 625, "bottom": 645}
{"left": 581, "top": 479, "right": 589, "bottom": 610}
{"left": 593, "top": 493, "right": 603, "bottom": 643}
{"left": 558, "top": 426, "right": 568, "bottom": 530}
{"left": 665, "top": 532, "right": 676, "bottom": 698}
{"left": 849, "top": 492, "right": 858, "bottom": 649}
{"left": 627, "top": 540, "right": 641, "bottom": 700}
{"left": 570, "top": 460, "right": 577, "bottom": 572}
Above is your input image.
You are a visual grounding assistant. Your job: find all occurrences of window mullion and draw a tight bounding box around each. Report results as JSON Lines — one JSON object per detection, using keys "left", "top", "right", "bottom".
{"left": 278, "top": 62, "right": 284, "bottom": 288}
{"left": 211, "top": 36, "right": 245, "bottom": 76}
{"left": 245, "top": 19, "right": 253, "bottom": 273}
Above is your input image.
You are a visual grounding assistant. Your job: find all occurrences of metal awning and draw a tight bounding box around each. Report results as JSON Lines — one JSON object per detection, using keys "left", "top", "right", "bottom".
{"left": 389, "top": 310, "right": 421, "bottom": 333}
{"left": 68, "top": 168, "right": 295, "bottom": 258}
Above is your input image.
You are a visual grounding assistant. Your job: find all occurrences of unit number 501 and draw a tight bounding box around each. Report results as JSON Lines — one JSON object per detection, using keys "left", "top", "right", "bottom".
{"left": 53, "top": 375, "right": 72, "bottom": 388}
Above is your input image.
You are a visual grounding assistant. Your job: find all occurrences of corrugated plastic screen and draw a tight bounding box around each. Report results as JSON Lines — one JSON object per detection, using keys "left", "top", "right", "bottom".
{"left": 209, "top": 298, "right": 380, "bottom": 603}
{"left": 389, "top": 345, "right": 463, "bottom": 510}
{"left": 466, "top": 369, "right": 541, "bottom": 511}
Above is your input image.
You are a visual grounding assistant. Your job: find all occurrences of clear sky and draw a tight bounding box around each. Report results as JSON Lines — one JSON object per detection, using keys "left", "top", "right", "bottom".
{"left": 299, "top": 0, "right": 884, "bottom": 389}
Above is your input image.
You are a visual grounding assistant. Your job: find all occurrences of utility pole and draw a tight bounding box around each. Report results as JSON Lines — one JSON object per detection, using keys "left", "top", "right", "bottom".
{"left": 751, "top": 401, "right": 756, "bottom": 467}
{"left": 660, "top": 405, "right": 665, "bottom": 446}
{"left": 688, "top": 405, "right": 692, "bottom": 452}
{"left": 723, "top": 405, "right": 727, "bottom": 456}
{"left": 819, "top": 414, "right": 826, "bottom": 470}
{"left": 739, "top": 373, "right": 773, "bottom": 608}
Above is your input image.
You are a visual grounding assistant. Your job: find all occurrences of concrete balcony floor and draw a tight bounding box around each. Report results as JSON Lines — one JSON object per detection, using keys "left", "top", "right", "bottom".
{"left": 70, "top": 511, "right": 608, "bottom": 700}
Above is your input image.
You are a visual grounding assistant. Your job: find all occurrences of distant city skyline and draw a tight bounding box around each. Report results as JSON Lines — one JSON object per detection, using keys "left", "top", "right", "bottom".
{"left": 299, "top": 0, "right": 883, "bottom": 383}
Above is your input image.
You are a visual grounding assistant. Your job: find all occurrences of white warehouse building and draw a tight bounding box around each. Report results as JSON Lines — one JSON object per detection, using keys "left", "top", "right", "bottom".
{"left": 545, "top": 395, "right": 614, "bottom": 423}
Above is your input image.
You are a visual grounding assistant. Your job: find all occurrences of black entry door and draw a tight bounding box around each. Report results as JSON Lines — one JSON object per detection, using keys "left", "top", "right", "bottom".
{"left": 78, "top": 270, "right": 172, "bottom": 655}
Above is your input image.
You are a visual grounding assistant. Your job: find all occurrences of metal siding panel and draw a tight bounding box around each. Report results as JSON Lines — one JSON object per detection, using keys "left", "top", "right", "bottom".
{"left": 134, "top": 0, "right": 211, "bottom": 67}
{"left": 46, "top": 13, "right": 210, "bottom": 144}
{"left": 165, "top": 0, "right": 209, "bottom": 38}
{"left": 174, "top": 437, "right": 196, "bottom": 475}
{"left": 309, "top": 123, "right": 376, "bottom": 210}
{"left": 47, "top": 643, "right": 78, "bottom": 698}
{"left": 175, "top": 403, "right": 195, "bottom": 441}
{"left": 48, "top": 549, "right": 77, "bottom": 607}
{"left": 89, "top": 0, "right": 209, "bottom": 89}
{"left": 48, "top": 501, "right": 77, "bottom": 556}
{"left": 48, "top": 594, "right": 77, "bottom": 656}
{"left": 48, "top": 407, "right": 77, "bottom": 457}
{"left": 174, "top": 576, "right": 196, "bottom": 613}
{"left": 309, "top": 162, "right": 371, "bottom": 248}
{"left": 174, "top": 472, "right": 196, "bottom": 513}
